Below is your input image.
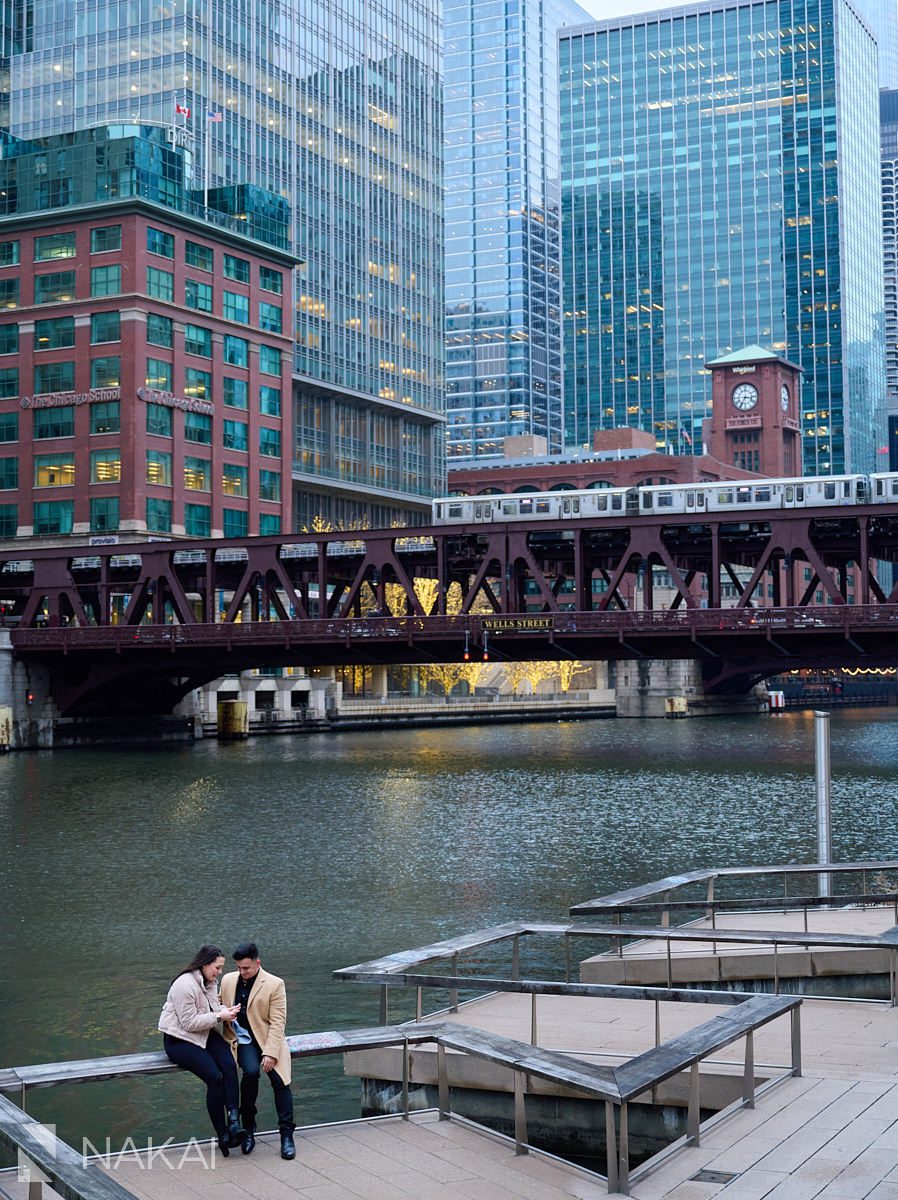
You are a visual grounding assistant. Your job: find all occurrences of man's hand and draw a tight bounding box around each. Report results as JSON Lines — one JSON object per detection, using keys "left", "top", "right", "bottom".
{"left": 262, "top": 1055, "right": 276, "bottom": 1073}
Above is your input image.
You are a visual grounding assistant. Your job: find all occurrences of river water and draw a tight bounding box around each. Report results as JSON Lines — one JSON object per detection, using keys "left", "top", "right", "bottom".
{"left": 2, "top": 708, "right": 897, "bottom": 1150}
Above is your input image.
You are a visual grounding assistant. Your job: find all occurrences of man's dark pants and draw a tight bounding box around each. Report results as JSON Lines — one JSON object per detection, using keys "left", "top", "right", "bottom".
{"left": 237, "top": 1041, "right": 295, "bottom": 1132}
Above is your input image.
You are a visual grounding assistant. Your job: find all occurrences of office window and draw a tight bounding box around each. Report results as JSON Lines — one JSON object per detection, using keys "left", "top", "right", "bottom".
{"left": 34, "top": 453, "right": 75, "bottom": 487}
{"left": 259, "top": 302, "right": 282, "bottom": 333}
{"left": 0, "top": 241, "right": 19, "bottom": 265}
{"left": 222, "top": 463, "right": 247, "bottom": 497}
{"left": 0, "top": 503, "right": 16, "bottom": 536}
{"left": 34, "top": 361, "right": 75, "bottom": 394}
{"left": 259, "top": 513, "right": 280, "bottom": 535}
{"left": 146, "top": 313, "right": 173, "bottom": 347}
{"left": 90, "top": 496, "right": 119, "bottom": 532}
{"left": 259, "top": 266, "right": 283, "bottom": 294}
{"left": 34, "top": 233, "right": 76, "bottom": 262}
{"left": 259, "top": 344, "right": 280, "bottom": 375}
{"left": 91, "top": 401, "right": 119, "bottom": 434}
{"left": 146, "top": 267, "right": 173, "bottom": 301}
{"left": 146, "top": 403, "right": 172, "bottom": 437}
{"left": 34, "top": 500, "right": 73, "bottom": 535}
{"left": 184, "top": 503, "right": 211, "bottom": 537}
{"left": 35, "top": 272, "right": 76, "bottom": 304}
{"left": 223, "top": 508, "right": 248, "bottom": 537}
{"left": 146, "top": 358, "right": 172, "bottom": 390}
{"left": 184, "top": 324, "right": 212, "bottom": 357}
{"left": 223, "top": 254, "right": 250, "bottom": 283}
{"left": 185, "top": 278, "right": 212, "bottom": 312}
{"left": 259, "top": 385, "right": 281, "bottom": 417}
{"left": 90, "top": 448, "right": 120, "bottom": 483}
{"left": 259, "top": 469, "right": 281, "bottom": 502}
{"left": 91, "top": 226, "right": 121, "bottom": 253}
{"left": 259, "top": 427, "right": 281, "bottom": 457}
{"left": 146, "top": 497, "right": 172, "bottom": 533}
{"left": 0, "top": 412, "right": 18, "bottom": 441}
{"left": 91, "top": 356, "right": 120, "bottom": 388}
{"left": 90, "top": 311, "right": 120, "bottom": 344}
{"left": 34, "top": 407, "right": 74, "bottom": 439}
{"left": 185, "top": 241, "right": 213, "bottom": 271}
{"left": 0, "top": 457, "right": 17, "bottom": 489}
{"left": 146, "top": 449, "right": 172, "bottom": 486}
{"left": 0, "top": 325, "right": 17, "bottom": 355}
{"left": 184, "top": 456, "right": 211, "bottom": 491}
{"left": 146, "top": 227, "right": 174, "bottom": 258}
{"left": 91, "top": 265, "right": 121, "bottom": 297}
{"left": 184, "top": 412, "right": 212, "bottom": 444}
{"left": 0, "top": 280, "right": 18, "bottom": 309}
{"left": 224, "top": 377, "right": 248, "bottom": 409}
{"left": 223, "top": 419, "right": 248, "bottom": 451}
{"left": 184, "top": 368, "right": 211, "bottom": 401}
{"left": 223, "top": 334, "right": 248, "bottom": 366}
{"left": 0, "top": 368, "right": 17, "bottom": 399}
{"left": 223, "top": 291, "right": 249, "bottom": 323}
{"left": 34, "top": 317, "right": 75, "bottom": 350}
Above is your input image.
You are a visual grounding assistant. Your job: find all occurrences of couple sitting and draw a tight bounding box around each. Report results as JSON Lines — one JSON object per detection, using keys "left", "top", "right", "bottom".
{"left": 158, "top": 941, "right": 296, "bottom": 1160}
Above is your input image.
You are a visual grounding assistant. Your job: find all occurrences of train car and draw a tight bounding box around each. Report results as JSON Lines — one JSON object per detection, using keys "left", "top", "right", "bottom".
{"left": 432, "top": 489, "right": 634, "bottom": 524}
{"left": 870, "top": 472, "right": 898, "bottom": 503}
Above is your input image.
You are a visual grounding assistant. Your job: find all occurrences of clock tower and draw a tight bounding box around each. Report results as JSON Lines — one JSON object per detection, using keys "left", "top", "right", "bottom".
{"left": 703, "top": 344, "right": 802, "bottom": 476}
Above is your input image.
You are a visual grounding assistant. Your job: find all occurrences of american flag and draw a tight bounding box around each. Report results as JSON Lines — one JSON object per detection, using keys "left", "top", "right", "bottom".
{"left": 207, "top": 111, "right": 223, "bottom": 123}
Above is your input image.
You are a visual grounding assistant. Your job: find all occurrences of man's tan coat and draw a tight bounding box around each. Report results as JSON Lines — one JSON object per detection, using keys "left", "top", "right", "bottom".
{"left": 220, "top": 967, "right": 292, "bottom": 1086}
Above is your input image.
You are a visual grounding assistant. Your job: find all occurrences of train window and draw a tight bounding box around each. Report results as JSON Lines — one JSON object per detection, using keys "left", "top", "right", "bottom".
{"left": 892, "top": 480, "right": 898, "bottom": 496}
{"left": 657, "top": 492, "right": 673, "bottom": 508}
{"left": 785, "top": 487, "right": 793, "bottom": 502}
{"left": 448, "top": 504, "right": 462, "bottom": 519}
{"left": 562, "top": 498, "right": 572, "bottom": 515}
{"left": 796, "top": 486, "right": 804, "bottom": 502}
{"left": 736, "top": 488, "right": 752, "bottom": 504}
{"left": 876, "top": 479, "right": 885, "bottom": 497}
{"left": 641, "top": 493, "right": 653, "bottom": 508}
{"left": 519, "top": 499, "right": 533, "bottom": 514}
{"left": 696, "top": 491, "right": 706, "bottom": 507}
{"left": 717, "top": 490, "right": 733, "bottom": 505}
{"left": 536, "top": 499, "right": 551, "bottom": 513}
{"left": 686, "top": 492, "right": 695, "bottom": 508}
{"left": 756, "top": 488, "right": 771, "bottom": 502}
{"left": 611, "top": 494, "right": 622, "bottom": 510}
{"left": 474, "top": 504, "right": 484, "bottom": 519}
{"left": 598, "top": 495, "right": 607, "bottom": 511}
{"left": 502, "top": 502, "right": 517, "bottom": 516}
{"left": 572, "top": 498, "right": 580, "bottom": 514}
{"left": 824, "top": 483, "right": 836, "bottom": 500}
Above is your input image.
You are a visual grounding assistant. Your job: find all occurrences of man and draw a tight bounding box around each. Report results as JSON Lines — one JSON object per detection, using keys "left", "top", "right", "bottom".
{"left": 220, "top": 942, "right": 296, "bottom": 1160}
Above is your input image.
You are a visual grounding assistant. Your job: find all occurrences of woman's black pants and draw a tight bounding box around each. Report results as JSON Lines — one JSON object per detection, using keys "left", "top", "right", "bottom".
{"left": 163, "top": 1030, "right": 239, "bottom": 1135}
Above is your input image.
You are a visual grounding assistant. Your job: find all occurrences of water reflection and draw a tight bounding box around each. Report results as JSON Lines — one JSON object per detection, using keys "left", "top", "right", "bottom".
{"left": 1, "top": 709, "right": 897, "bottom": 1147}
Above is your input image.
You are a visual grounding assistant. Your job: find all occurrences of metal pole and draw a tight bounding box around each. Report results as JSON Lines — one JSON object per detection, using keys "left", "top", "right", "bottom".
{"left": 815, "top": 711, "right": 832, "bottom": 899}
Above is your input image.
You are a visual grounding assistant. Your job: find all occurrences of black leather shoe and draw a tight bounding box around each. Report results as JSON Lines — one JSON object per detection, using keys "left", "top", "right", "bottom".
{"left": 216, "top": 1132, "right": 230, "bottom": 1158}
{"left": 226, "top": 1109, "right": 246, "bottom": 1148}
{"left": 241, "top": 1129, "right": 256, "bottom": 1155}
{"left": 280, "top": 1130, "right": 296, "bottom": 1160}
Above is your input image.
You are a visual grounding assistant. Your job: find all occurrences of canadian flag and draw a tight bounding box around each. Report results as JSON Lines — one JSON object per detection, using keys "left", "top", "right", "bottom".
{"left": 175, "top": 103, "right": 191, "bottom": 117}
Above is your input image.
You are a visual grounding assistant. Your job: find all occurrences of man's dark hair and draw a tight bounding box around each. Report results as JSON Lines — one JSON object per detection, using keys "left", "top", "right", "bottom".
{"left": 233, "top": 941, "right": 260, "bottom": 961}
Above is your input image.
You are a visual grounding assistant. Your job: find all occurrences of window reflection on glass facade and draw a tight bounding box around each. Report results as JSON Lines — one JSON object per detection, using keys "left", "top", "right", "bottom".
{"left": 444, "top": 0, "right": 589, "bottom": 461}
{"left": 6, "top": 0, "right": 443, "bottom": 525}
{"left": 560, "top": 0, "right": 886, "bottom": 475}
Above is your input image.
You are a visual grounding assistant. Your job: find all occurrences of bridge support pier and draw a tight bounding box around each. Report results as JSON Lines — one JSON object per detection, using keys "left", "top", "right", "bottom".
{"left": 612, "top": 659, "right": 763, "bottom": 719}
{"left": 0, "top": 629, "right": 56, "bottom": 748}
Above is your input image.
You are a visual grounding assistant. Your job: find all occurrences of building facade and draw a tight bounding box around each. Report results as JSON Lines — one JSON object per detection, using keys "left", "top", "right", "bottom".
{"left": 2, "top": 0, "right": 444, "bottom": 530}
{"left": 444, "top": 0, "right": 589, "bottom": 462}
{"left": 560, "top": 0, "right": 887, "bottom": 476}
{"left": 0, "top": 126, "right": 296, "bottom": 543}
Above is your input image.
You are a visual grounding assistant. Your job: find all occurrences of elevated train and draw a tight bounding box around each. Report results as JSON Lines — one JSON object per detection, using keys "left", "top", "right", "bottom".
{"left": 432, "top": 472, "right": 898, "bottom": 525}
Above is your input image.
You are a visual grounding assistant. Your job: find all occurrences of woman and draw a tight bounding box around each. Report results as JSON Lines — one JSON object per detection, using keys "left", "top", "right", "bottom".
{"left": 159, "top": 944, "right": 246, "bottom": 1155}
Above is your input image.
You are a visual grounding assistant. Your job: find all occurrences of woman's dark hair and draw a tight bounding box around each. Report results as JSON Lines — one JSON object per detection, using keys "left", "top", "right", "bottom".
{"left": 176, "top": 943, "right": 225, "bottom": 981}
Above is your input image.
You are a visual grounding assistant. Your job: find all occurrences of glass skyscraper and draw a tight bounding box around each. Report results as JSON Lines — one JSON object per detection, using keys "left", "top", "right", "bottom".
{"left": 444, "top": 0, "right": 589, "bottom": 462}
{"left": 560, "top": 0, "right": 886, "bottom": 475}
{"left": 2, "top": 0, "right": 443, "bottom": 528}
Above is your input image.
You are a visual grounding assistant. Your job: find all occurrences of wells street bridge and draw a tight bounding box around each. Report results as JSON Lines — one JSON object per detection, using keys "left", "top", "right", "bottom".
{"left": 5, "top": 496, "right": 898, "bottom": 714}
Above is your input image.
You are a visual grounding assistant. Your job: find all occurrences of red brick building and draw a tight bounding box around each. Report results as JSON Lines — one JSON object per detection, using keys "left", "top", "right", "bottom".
{"left": 0, "top": 128, "right": 296, "bottom": 544}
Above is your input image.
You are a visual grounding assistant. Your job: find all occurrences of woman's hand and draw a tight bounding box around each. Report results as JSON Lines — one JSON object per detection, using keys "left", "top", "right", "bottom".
{"left": 220, "top": 1004, "right": 241, "bottom": 1021}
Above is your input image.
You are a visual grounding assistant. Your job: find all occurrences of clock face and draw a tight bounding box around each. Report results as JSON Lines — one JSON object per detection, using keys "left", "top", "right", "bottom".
{"left": 781, "top": 384, "right": 790, "bottom": 412}
{"left": 732, "top": 383, "right": 759, "bottom": 411}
